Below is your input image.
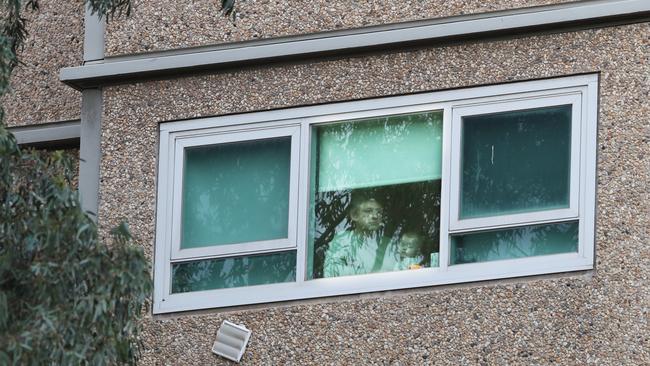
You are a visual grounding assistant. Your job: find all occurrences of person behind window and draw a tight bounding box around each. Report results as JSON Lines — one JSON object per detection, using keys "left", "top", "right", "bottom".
{"left": 391, "top": 231, "right": 428, "bottom": 270}
{"left": 323, "top": 196, "right": 393, "bottom": 278}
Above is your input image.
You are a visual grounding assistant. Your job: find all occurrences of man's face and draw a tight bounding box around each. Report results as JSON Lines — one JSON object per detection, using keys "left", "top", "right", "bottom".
{"left": 399, "top": 235, "right": 422, "bottom": 258}
{"left": 350, "top": 199, "right": 383, "bottom": 232}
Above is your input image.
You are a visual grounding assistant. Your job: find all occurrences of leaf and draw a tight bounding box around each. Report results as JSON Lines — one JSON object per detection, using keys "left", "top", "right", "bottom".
{"left": 0, "top": 1, "right": 154, "bottom": 364}
{"left": 0, "top": 127, "right": 151, "bottom": 365}
{"left": 0, "top": 292, "right": 7, "bottom": 330}
{"left": 0, "top": 351, "right": 9, "bottom": 365}
{"left": 221, "top": 0, "right": 236, "bottom": 16}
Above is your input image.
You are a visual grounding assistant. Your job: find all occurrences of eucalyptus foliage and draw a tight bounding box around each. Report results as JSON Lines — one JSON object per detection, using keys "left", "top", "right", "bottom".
{"left": 0, "top": 129, "right": 151, "bottom": 365}
{"left": 221, "top": 0, "right": 236, "bottom": 16}
{"left": 0, "top": 0, "right": 238, "bottom": 363}
{"left": 0, "top": 0, "right": 153, "bottom": 365}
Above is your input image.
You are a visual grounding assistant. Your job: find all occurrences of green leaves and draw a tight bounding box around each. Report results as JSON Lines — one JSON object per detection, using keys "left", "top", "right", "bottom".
{"left": 221, "top": 0, "right": 235, "bottom": 14}
{"left": 0, "top": 292, "right": 8, "bottom": 331}
{"left": 0, "top": 126, "right": 152, "bottom": 365}
{"left": 0, "top": 0, "right": 133, "bottom": 102}
{"left": 221, "top": 0, "right": 237, "bottom": 19}
{"left": 85, "top": 0, "right": 132, "bottom": 20}
{"left": 0, "top": 1, "right": 147, "bottom": 363}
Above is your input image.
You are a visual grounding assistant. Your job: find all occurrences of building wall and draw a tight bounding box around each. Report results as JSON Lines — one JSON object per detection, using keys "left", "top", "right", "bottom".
{"left": 98, "top": 22, "right": 649, "bottom": 364}
{"left": 104, "top": 0, "right": 571, "bottom": 56}
{"left": 2, "top": 0, "right": 84, "bottom": 127}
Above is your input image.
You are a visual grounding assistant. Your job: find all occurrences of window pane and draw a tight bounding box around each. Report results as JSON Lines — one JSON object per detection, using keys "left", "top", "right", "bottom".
{"left": 181, "top": 137, "right": 291, "bottom": 248}
{"left": 171, "top": 251, "right": 296, "bottom": 293}
{"left": 309, "top": 111, "right": 443, "bottom": 279}
{"left": 450, "top": 221, "right": 578, "bottom": 264}
{"left": 460, "top": 105, "right": 572, "bottom": 219}
{"left": 318, "top": 111, "right": 443, "bottom": 191}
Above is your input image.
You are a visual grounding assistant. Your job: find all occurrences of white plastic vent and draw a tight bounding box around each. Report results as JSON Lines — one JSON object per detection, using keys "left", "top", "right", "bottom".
{"left": 212, "top": 320, "right": 252, "bottom": 363}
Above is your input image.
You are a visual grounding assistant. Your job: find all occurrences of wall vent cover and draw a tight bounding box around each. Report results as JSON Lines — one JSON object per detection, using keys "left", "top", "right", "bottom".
{"left": 212, "top": 320, "right": 252, "bottom": 362}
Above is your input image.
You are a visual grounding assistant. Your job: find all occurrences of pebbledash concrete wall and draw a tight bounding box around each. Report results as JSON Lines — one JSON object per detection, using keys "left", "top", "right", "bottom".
{"left": 103, "top": 0, "right": 572, "bottom": 56}
{"left": 98, "top": 20, "right": 650, "bottom": 364}
{"left": 3, "top": 0, "right": 84, "bottom": 127}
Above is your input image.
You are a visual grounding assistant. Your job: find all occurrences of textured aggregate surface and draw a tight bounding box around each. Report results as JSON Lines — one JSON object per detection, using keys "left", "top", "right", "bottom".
{"left": 104, "top": 0, "right": 571, "bottom": 56}
{"left": 3, "top": 0, "right": 83, "bottom": 127}
{"left": 100, "top": 23, "right": 650, "bottom": 365}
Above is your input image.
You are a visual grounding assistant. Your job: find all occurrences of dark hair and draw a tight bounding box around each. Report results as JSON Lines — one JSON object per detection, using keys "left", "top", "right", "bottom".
{"left": 400, "top": 231, "right": 423, "bottom": 241}
{"left": 399, "top": 231, "right": 427, "bottom": 260}
{"left": 349, "top": 190, "right": 383, "bottom": 212}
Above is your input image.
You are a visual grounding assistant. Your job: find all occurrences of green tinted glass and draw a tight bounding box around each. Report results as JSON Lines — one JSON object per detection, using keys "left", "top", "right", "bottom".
{"left": 308, "top": 111, "right": 443, "bottom": 279}
{"left": 181, "top": 137, "right": 291, "bottom": 248}
{"left": 317, "top": 111, "right": 443, "bottom": 191}
{"left": 171, "top": 251, "right": 296, "bottom": 293}
{"left": 450, "top": 221, "right": 578, "bottom": 264}
{"left": 460, "top": 105, "right": 572, "bottom": 219}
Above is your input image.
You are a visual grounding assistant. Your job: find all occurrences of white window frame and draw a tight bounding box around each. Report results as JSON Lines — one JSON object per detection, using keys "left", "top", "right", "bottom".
{"left": 168, "top": 125, "right": 301, "bottom": 261}
{"left": 153, "top": 74, "right": 598, "bottom": 314}
{"left": 448, "top": 93, "right": 582, "bottom": 232}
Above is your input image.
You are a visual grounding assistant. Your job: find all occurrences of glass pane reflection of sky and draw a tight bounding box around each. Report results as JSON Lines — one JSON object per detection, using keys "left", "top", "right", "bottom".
{"left": 460, "top": 105, "right": 572, "bottom": 219}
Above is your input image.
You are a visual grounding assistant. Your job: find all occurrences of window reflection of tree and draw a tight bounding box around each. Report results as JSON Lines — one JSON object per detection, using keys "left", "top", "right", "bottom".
{"left": 452, "top": 222, "right": 578, "bottom": 264}
{"left": 171, "top": 252, "right": 296, "bottom": 293}
{"left": 311, "top": 180, "right": 441, "bottom": 278}
{"left": 311, "top": 111, "right": 443, "bottom": 278}
{"left": 182, "top": 138, "right": 291, "bottom": 248}
{"left": 311, "top": 189, "right": 351, "bottom": 278}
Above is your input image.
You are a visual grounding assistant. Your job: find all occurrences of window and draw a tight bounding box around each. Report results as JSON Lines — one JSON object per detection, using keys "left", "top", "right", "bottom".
{"left": 154, "top": 74, "right": 597, "bottom": 313}
{"left": 309, "top": 111, "right": 444, "bottom": 279}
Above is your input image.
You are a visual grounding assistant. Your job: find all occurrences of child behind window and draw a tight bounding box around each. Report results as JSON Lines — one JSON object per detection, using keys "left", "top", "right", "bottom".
{"left": 393, "top": 231, "right": 428, "bottom": 270}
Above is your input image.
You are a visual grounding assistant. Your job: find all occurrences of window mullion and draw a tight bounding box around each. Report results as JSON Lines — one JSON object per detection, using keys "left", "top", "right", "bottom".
{"left": 438, "top": 105, "right": 453, "bottom": 272}
{"left": 295, "top": 119, "right": 310, "bottom": 283}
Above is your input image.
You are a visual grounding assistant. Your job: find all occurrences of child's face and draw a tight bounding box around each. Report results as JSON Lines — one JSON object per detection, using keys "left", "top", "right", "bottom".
{"left": 399, "top": 234, "right": 422, "bottom": 258}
